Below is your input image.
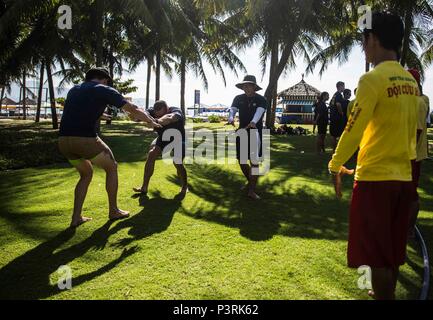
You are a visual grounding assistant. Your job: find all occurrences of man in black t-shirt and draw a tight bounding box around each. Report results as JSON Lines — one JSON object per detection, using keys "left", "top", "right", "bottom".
{"left": 341, "top": 89, "right": 352, "bottom": 129}
{"left": 59, "top": 68, "right": 161, "bottom": 228}
{"left": 329, "top": 81, "right": 346, "bottom": 152}
{"left": 228, "top": 75, "right": 267, "bottom": 200}
{"left": 133, "top": 101, "right": 188, "bottom": 199}
{"left": 313, "top": 92, "right": 330, "bottom": 154}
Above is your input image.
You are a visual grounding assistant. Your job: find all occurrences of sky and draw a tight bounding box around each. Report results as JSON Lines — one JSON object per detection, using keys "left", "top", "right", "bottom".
{"left": 7, "top": 42, "right": 433, "bottom": 112}
{"left": 123, "top": 42, "right": 433, "bottom": 110}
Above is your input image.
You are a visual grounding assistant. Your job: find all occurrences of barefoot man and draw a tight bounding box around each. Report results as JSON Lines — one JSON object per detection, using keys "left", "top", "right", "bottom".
{"left": 59, "top": 68, "right": 161, "bottom": 228}
{"left": 228, "top": 75, "right": 267, "bottom": 200}
{"left": 133, "top": 101, "right": 188, "bottom": 199}
{"left": 329, "top": 12, "right": 418, "bottom": 300}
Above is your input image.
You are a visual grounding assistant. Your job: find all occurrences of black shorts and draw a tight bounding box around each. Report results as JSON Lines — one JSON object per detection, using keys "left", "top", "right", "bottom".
{"left": 330, "top": 123, "right": 344, "bottom": 138}
{"left": 236, "top": 129, "right": 263, "bottom": 163}
{"left": 317, "top": 122, "right": 328, "bottom": 135}
{"left": 152, "top": 137, "right": 186, "bottom": 161}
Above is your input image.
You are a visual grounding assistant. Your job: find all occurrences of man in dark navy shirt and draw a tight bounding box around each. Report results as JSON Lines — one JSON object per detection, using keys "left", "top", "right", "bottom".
{"left": 329, "top": 81, "right": 346, "bottom": 152}
{"left": 59, "top": 68, "right": 161, "bottom": 228}
{"left": 133, "top": 101, "right": 188, "bottom": 199}
{"left": 228, "top": 75, "right": 267, "bottom": 200}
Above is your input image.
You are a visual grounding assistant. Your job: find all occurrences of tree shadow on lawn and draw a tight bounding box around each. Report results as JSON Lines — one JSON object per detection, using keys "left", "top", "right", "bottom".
{"left": 0, "top": 226, "right": 137, "bottom": 300}
{"left": 93, "top": 192, "right": 182, "bottom": 250}
{"left": 0, "top": 192, "right": 181, "bottom": 300}
{"left": 170, "top": 164, "right": 349, "bottom": 242}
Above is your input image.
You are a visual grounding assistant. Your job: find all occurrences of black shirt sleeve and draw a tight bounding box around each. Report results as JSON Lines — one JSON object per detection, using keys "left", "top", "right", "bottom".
{"left": 99, "top": 86, "right": 128, "bottom": 109}
{"left": 169, "top": 107, "right": 184, "bottom": 122}
{"left": 231, "top": 95, "right": 241, "bottom": 109}
{"left": 335, "top": 92, "right": 344, "bottom": 105}
{"left": 257, "top": 95, "right": 268, "bottom": 109}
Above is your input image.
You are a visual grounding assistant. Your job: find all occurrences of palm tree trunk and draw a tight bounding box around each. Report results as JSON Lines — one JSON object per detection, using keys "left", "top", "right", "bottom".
{"left": 36, "top": 63, "right": 45, "bottom": 123}
{"left": 22, "top": 71, "right": 27, "bottom": 120}
{"left": 180, "top": 57, "right": 186, "bottom": 115}
{"left": 271, "top": 87, "right": 278, "bottom": 126}
{"left": 146, "top": 59, "right": 152, "bottom": 109}
{"left": 264, "top": 0, "right": 314, "bottom": 129}
{"left": 265, "top": 40, "right": 279, "bottom": 128}
{"left": 18, "top": 82, "right": 22, "bottom": 119}
{"left": 95, "top": 0, "right": 104, "bottom": 66}
{"left": 0, "top": 86, "right": 5, "bottom": 115}
{"left": 46, "top": 62, "right": 58, "bottom": 129}
{"left": 155, "top": 47, "right": 161, "bottom": 101}
{"left": 400, "top": 10, "right": 412, "bottom": 67}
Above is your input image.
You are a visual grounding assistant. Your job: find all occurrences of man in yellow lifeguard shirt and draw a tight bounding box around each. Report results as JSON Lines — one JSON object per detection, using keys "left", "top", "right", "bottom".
{"left": 407, "top": 69, "right": 430, "bottom": 238}
{"left": 328, "top": 12, "right": 418, "bottom": 300}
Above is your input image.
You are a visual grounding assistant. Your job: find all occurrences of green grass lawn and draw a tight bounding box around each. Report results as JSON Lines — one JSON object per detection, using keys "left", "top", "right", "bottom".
{"left": 0, "top": 121, "right": 432, "bottom": 300}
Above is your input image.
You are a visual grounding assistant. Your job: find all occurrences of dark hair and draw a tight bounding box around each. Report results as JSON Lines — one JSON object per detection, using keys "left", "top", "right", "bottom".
{"left": 85, "top": 68, "right": 111, "bottom": 81}
{"left": 153, "top": 100, "right": 169, "bottom": 112}
{"left": 343, "top": 89, "right": 352, "bottom": 96}
{"left": 336, "top": 82, "right": 345, "bottom": 88}
{"left": 318, "top": 92, "right": 329, "bottom": 102}
{"left": 364, "top": 11, "right": 404, "bottom": 55}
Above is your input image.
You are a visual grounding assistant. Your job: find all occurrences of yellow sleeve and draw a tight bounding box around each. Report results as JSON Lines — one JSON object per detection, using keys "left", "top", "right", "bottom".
{"left": 347, "top": 100, "right": 355, "bottom": 119}
{"left": 329, "top": 75, "right": 378, "bottom": 173}
{"left": 417, "top": 99, "right": 426, "bottom": 131}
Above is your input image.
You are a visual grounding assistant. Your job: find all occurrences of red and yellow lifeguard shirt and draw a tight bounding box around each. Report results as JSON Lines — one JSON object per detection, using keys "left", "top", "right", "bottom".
{"left": 329, "top": 61, "right": 418, "bottom": 182}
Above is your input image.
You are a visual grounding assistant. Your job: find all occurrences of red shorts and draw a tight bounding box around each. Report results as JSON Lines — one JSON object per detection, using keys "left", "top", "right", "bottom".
{"left": 348, "top": 181, "right": 413, "bottom": 269}
{"left": 411, "top": 160, "right": 422, "bottom": 201}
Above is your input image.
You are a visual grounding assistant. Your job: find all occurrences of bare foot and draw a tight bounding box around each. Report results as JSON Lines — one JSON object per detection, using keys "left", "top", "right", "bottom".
{"left": 133, "top": 187, "right": 148, "bottom": 195}
{"left": 109, "top": 209, "right": 130, "bottom": 221}
{"left": 70, "top": 216, "right": 92, "bottom": 229}
{"left": 248, "top": 191, "right": 261, "bottom": 200}
{"left": 368, "top": 290, "right": 376, "bottom": 300}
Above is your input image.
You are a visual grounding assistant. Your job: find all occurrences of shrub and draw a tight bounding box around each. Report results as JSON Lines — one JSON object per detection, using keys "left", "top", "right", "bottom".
{"left": 208, "top": 115, "right": 222, "bottom": 123}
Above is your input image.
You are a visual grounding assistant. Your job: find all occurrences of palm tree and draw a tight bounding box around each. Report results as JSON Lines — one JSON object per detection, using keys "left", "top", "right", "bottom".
{"left": 171, "top": 0, "right": 246, "bottom": 113}
{"left": 35, "top": 63, "right": 44, "bottom": 123}
{"left": 308, "top": 1, "right": 433, "bottom": 82}
{"left": 224, "top": 0, "right": 352, "bottom": 128}
{"left": 0, "top": 85, "right": 5, "bottom": 114}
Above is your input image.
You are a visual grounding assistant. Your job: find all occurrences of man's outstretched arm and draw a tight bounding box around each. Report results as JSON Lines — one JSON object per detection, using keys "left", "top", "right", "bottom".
{"left": 157, "top": 113, "right": 182, "bottom": 126}
{"left": 122, "top": 103, "right": 161, "bottom": 128}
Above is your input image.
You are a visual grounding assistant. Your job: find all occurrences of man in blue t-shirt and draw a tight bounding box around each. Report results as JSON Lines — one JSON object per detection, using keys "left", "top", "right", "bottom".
{"left": 59, "top": 68, "right": 161, "bottom": 228}
{"left": 228, "top": 75, "right": 267, "bottom": 200}
{"left": 133, "top": 101, "right": 188, "bottom": 199}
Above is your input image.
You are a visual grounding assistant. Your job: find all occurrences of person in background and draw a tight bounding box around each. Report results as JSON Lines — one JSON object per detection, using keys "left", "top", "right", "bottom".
{"left": 347, "top": 88, "right": 357, "bottom": 120}
{"left": 342, "top": 89, "right": 352, "bottom": 129}
{"left": 133, "top": 101, "right": 188, "bottom": 199}
{"left": 313, "top": 92, "right": 330, "bottom": 154}
{"left": 228, "top": 75, "right": 267, "bottom": 201}
{"left": 329, "top": 81, "right": 346, "bottom": 152}
{"left": 407, "top": 69, "right": 430, "bottom": 238}
{"left": 329, "top": 12, "right": 418, "bottom": 300}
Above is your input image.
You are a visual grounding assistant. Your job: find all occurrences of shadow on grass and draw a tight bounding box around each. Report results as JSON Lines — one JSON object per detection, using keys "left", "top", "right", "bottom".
{"left": 0, "top": 192, "right": 180, "bottom": 300}
{"left": 169, "top": 164, "right": 349, "bottom": 242}
{"left": 0, "top": 226, "right": 137, "bottom": 300}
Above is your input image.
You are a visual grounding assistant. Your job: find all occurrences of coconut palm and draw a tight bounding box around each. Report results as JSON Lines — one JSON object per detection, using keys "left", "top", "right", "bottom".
{"left": 171, "top": 0, "right": 246, "bottom": 113}
{"left": 307, "top": 0, "right": 433, "bottom": 81}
